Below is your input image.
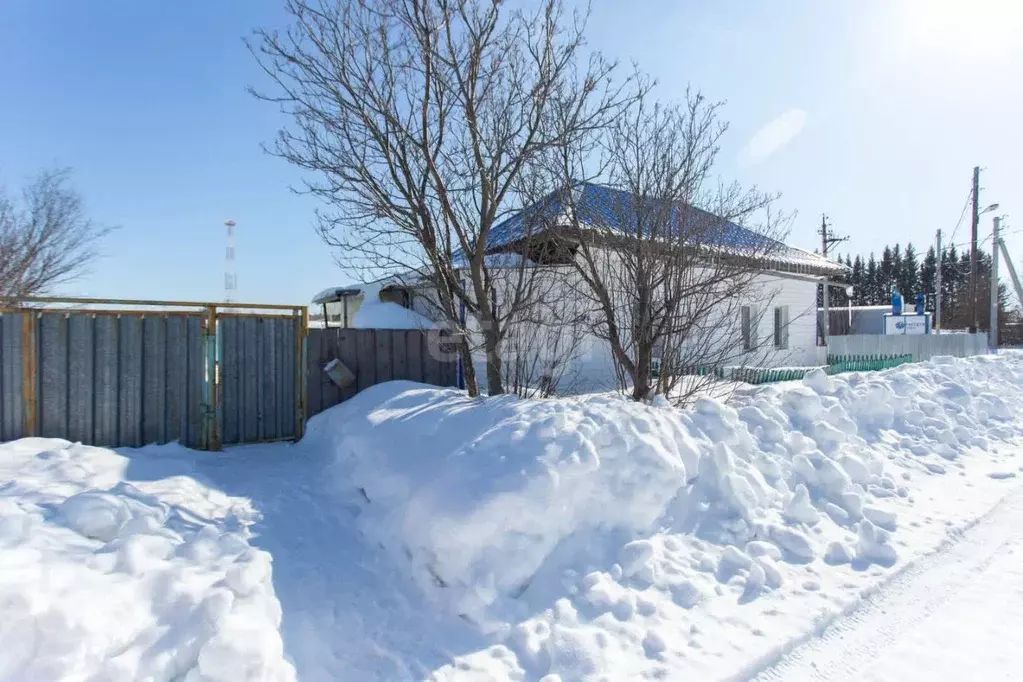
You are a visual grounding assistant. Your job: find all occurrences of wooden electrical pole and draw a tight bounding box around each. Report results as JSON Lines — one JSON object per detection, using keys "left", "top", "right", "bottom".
{"left": 819, "top": 214, "right": 848, "bottom": 342}
{"left": 820, "top": 214, "right": 849, "bottom": 255}
{"left": 990, "top": 216, "right": 1000, "bottom": 349}
{"left": 935, "top": 229, "right": 943, "bottom": 329}
{"left": 969, "top": 166, "right": 980, "bottom": 333}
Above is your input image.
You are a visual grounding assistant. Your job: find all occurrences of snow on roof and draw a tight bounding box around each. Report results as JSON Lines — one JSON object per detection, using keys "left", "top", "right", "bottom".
{"left": 311, "top": 286, "right": 364, "bottom": 305}
{"left": 488, "top": 182, "right": 846, "bottom": 276}
{"left": 352, "top": 301, "right": 437, "bottom": 330}
{"left": 450, "top": 252, "right": 538, "bottom": 269}
{"left": 315, "top": 258, "right": 538, "bottom": 305}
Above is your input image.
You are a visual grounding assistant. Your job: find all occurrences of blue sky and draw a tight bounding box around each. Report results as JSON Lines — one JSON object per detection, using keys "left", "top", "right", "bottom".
{"left": 2, "top": 1, "right": 1022, "bottom": 305}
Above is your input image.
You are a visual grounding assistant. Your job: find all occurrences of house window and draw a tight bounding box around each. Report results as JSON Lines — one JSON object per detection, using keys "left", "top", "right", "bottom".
{"left": 774, "top": 306, "right": 789, "bottom": 349}
{"left": 380, "top": 286, "right": 412, "bottom": 309}
{"left": 742, "top": 306, "right": 755, "bottom": 351}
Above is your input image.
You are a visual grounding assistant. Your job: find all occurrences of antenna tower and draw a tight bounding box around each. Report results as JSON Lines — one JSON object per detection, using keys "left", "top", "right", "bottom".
{"left": 224, "top": 219, "right": 237, "bottom": 303}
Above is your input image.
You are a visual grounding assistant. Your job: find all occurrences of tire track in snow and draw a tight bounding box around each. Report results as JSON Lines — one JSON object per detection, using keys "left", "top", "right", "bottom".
{"left": 736, "top": 484, "right": 1023, "bottom": 682}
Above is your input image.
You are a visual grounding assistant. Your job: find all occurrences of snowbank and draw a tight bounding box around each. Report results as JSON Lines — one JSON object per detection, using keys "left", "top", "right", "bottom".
{"left": 314, "top": 385, "right": 698, "bottom": 621}
{"left": 6, "top": 353, "right": 1023, "bottom": 682}
{"left": 308, "top": 353, "right": 1023, "bottom": 680}
{"left": 0, "top": 439, "right": 295, "bottom": 682}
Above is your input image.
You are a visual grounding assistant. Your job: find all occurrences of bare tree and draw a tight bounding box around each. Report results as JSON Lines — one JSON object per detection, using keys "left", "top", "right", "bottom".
{"left": 0, "top": 168, "right": 111, "bottom": 301}
{"left": 498, "top": 264, "right": 589, "bottom": 398}
{"left": 249, "top": 0, "right": 629, "bottom": 396}
{"left": 552, "top": 90, "right": 792, "bottom": 404}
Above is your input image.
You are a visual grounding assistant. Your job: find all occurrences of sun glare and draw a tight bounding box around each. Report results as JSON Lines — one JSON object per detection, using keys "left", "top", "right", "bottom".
{"left": 900, "top": 0, "right": 1023, "bottom": 60}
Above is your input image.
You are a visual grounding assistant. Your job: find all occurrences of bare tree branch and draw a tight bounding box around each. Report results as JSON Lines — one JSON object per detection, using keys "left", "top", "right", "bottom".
{"left": 0, "top": 168, "right": 112, "bottom": 302}
{"left": 551, "top": 89, "right": 794, "bottom": 404}
{"left": 249, "top": 0, "right": 632, "bottom": 396}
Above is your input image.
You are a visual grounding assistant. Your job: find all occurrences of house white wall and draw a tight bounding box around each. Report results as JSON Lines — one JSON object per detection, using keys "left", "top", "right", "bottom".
{"left": 444, "top": 260, "right": 826, "bottom": 394}
{"left": 563, "top": 272, "right": 824, "bottom": 392}
{"left": 747, "top": 274, "right": 826, "bottom": 368}
{"left": 332, "top": 243, "right": 830, "bottom": 392}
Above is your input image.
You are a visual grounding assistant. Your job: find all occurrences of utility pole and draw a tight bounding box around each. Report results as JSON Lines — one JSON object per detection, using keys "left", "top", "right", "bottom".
{"left": 998, "top": 238, "right": 1023, "bottom": 312}
{"left": 990, "top": 216, "right": 1001, "bottom": 350}
{"left": 935, "top": 229, "right": 943, "bottom": 329}
{"left": 819, "top": 214, "right": 849, "bottom": 342}
{"left": 969, "top": 166, "right": 980, "bottom": 333}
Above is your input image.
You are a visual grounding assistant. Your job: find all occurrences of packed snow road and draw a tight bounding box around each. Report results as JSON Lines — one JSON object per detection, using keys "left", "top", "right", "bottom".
{"left": 747, "top": 485, "right": 1023, "bottom": 682}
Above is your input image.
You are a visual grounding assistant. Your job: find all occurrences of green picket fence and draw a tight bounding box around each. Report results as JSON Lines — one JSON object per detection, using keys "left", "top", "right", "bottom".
{"left": 729, "top": 366, "right": 825, "bottom": 385}
{"left": 675, "top": 353, "right": 916, "bottom": 386}
{"left": 652, "top": 363, "right": 726, "bottom": 380}
{"left": 825, "top": 353, "right": 914, "bottom": 374}
{"left": 654, "top": 353, "right": 915, "bottom": 386}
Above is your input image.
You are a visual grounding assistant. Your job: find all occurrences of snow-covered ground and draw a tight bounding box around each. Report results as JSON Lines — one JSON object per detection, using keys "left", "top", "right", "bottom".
{"left": 750, "top": 485, "right": 1023, "bottom": 681}
{"left": 3, "top": 353, "right": 1023, "bottom": 681}
{"left": 0, "top": 440, "right": 295, "bottom": 681}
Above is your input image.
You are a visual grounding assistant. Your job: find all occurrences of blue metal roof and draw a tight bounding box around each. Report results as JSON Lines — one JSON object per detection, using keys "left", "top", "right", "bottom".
{"left": 488, "top": 183, "right": 845, "bottom": 275}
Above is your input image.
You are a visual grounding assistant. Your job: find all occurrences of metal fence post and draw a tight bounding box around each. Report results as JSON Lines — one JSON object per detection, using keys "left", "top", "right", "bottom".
{"left": 201, "top": 305, "right": 221, "bottom": 451}
{"left": 21, "top": 310, "right": 37, "bottom": 437}
{"left": 294, "top": 307, "right": 308, "bottom": 441}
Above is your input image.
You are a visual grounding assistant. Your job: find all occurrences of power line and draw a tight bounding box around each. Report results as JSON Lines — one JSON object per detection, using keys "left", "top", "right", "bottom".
{"left": 948, "top": 188, "right": 974, "bottom": 244}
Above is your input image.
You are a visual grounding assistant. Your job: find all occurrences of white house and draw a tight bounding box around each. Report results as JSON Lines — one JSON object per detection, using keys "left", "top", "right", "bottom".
{"left": 314, "top": 183, "right": 846, "bottom": 392}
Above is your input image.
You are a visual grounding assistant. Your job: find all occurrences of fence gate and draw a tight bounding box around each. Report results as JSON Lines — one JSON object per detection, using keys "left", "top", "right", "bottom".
{"left": 217, "top": 311, "right": 306, "bottom": 447}
{"left": 0, "top": 297, "right": 307, "bottom": 451}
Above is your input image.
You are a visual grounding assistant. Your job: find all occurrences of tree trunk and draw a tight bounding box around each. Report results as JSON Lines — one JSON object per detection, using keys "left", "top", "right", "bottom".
{"left": 458, "top": 335, "right": 480, "bottom": 397}
{"left": 471, "top": 266, "right": 506, "bottom": 396}
{"left": 632, "top": 341, "right": 652, "bottom": 401}
{"left": 483, "top": 325, "right": 505, "bottom": 395}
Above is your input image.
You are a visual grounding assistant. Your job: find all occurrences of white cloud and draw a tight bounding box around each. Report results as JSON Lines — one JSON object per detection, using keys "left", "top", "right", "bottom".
{"left": 743, "top": 108, "right": 807, "bottom": 165}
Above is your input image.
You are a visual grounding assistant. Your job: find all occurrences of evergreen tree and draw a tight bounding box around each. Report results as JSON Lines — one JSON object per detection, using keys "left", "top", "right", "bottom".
{"left": 830, "top": 254, "right": 846, "bottom": 306}
{"left": 879, "top": 246, "right": 894, "bottom": 299}
{"left": 920, "top": 246, "right": 937, "bottom": 310}
{"left": 892, "top": 243, "right": 903, "bottom": 294}
{"left": 899, "top": 243, "right": 919, "bottom": 296}
{"left": 943, "top": 244, "right": 959, "bottom": 308}
{"left": 958, "top": 250, "right": 971, "bottom": 302}
{"left": 851, "top": 255, "right": 865, "bottom": 304}
{"left": 865, "top": 253, "right": 880, "bottom": 305}
{"left": 945, "top": 249, "right": 973, "bottom": 328}
{"left": 841, "top": 240, "right": 1017, "bottom": 328}
{"left": 838, "top": 255, "right": 853, "bottom": 306}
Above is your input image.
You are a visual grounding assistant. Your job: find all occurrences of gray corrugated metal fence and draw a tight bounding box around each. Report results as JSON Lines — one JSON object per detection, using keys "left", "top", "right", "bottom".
{"left": 3, "top": 300, "right": 465, "bottom": 448}
{"left": 0, "top": 312, "right": 25, "bottom": 443}
{"left": 1, "top": 310, "right": 206, "bottom": 447}
{"left": 826, "top": 333, "right": 988, "bottom": 362}
{"left": 306, "top": 328, "right": 459, "bottom": 417}
{"left": 1, "top": 299, "right": 307, "bottom": 450}
{"left": 219, "top": 315, "right": 300, "bottom": 445}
